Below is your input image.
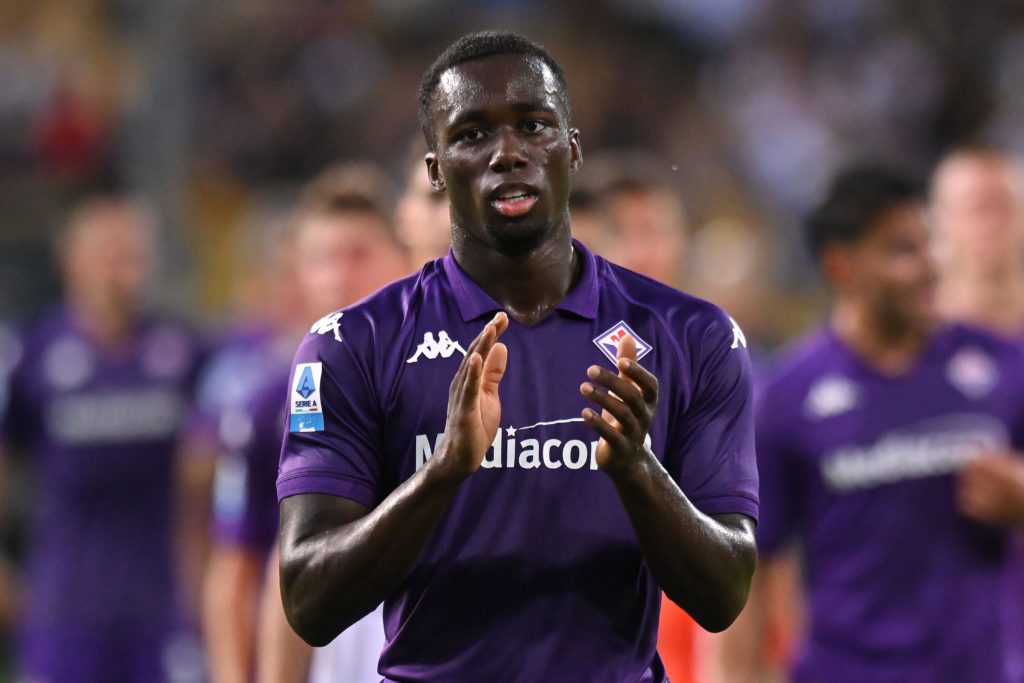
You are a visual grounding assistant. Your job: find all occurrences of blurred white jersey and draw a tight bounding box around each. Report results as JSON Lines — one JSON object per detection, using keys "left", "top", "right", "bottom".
{"left": 308, "top": 604, "right": 386, "bottom": 683}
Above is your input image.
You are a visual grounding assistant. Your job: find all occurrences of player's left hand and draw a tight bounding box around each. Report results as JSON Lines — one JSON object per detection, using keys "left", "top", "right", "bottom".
{"left": 957, "top": 452, "right": 1024, "bottom": 527}
{"left": 580, "top": 334, "right": 659, "bottom": 479}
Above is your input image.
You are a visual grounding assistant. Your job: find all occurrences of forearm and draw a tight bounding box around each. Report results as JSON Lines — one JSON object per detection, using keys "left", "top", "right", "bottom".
{"left": 203, "top": 549, "right": 261, "bottom": 683}
{"left": 257, "top": 546, "right": 312, "bottom": 683}
{"left": 280, "top": 458, "right": 463, "bottom": 646}
{"left": 611, "top": 448, "right": 756, "bottom": 632}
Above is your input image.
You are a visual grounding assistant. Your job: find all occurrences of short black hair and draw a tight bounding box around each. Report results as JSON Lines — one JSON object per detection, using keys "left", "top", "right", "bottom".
{"left": 806, "top": 164, "right": 924, "bottom": 258}
{"left": 418, "top": 31, "right": 571, "bottom": 150}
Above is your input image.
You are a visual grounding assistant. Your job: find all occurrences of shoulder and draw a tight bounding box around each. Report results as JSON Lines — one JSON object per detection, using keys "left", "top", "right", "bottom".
{"left": 756, "top": 328, "right": 838, "bottom": 404}
{"left": 937, "top": 322, "right": 1024, "bottom": 384}
{"left": 941, "top": 321, "right": 1024, "bottom": 357}
{"left": 297, "top": 265, "right": 438, "bottom": 364}
{"left": 600, "top": 259, "right": 740, "bottom": 342}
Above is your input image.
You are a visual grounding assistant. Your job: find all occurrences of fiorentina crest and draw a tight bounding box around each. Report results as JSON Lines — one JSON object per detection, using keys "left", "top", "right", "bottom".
{"left": 593, "top": 321, "right": 652, "bottom": 365}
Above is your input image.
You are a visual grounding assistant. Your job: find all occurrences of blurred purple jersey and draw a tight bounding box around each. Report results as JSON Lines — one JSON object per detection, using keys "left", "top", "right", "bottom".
{"left": 0, "top": 308, "right": 204, "bottom": 682}
{"left": 757, "top": 324, "right": 1024, "bottom": 683}
{"left": 211, "top": 366, "right": 288, "bottom": 553}
{"left": 277, "top": 240, "right": 759, "bottom": 682}
{"left": 185, "top": 324, "right": 276, "bottom": 451}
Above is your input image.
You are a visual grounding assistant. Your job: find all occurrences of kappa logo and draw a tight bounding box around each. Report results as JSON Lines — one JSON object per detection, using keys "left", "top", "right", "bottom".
{"left": 730, "top": 317, "right": 747, "bottom": 349}
{"left": 593, "top": 321, "right": 652, "bottom": 365}
{"left": 310, "top": 312, "right": 343, "bottom": 343}
{"left": 406, "top": 331, "right": 467, "bottom": 364}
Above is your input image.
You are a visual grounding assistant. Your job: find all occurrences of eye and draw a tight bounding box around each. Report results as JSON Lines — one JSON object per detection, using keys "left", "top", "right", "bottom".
{"left": 456, "top": 128, "right": 486, "bottom": 143}
{"left": 523, "top": 120, "right": 548, "bottom": 134}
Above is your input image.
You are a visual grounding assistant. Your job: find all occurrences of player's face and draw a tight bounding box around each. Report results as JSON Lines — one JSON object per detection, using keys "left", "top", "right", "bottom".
{"left": 396, "top": 160, "right": 451, "bottom": 263}
{"left": 837, "top": 203, "right": 937, "bottom": 333}
{"left": 63, "top": 202, "right": 154, "bottom": 313}
{"left": 605, "top": 188, "right": 688, "bottom": 287}
{"left": 932, "top": 157, "right": 1024, "bottom": 275}
{"left": 295, "top": 212, "right": 410, "bottom": 315}
{"left": 426, "top": 54, "right": 581, "bottom": 254}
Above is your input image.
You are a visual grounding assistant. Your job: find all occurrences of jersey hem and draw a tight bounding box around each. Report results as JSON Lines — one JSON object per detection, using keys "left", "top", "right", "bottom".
{"left": 689, "top": 491, "right": 759, "bottom": 521}
{"left": 276, "top": 471, "right": 378, "bottom": 508}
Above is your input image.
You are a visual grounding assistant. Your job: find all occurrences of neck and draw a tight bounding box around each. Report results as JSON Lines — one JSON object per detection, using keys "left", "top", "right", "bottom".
{"left": 830, "top": 301, "right": 931, "bottom": 375}
{"left": 451, "top": 222, "right": 578, "bottom": 326}
{"left": 937, "top": 264, "right": 1024, "bottom": 335}
{"left": 68, "top": 295, "right": 136, "bottom": 349}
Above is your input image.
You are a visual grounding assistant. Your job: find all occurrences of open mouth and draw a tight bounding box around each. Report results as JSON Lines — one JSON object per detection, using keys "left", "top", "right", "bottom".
{"left": 491, "top": 189, "right": 539, "bottom": 217}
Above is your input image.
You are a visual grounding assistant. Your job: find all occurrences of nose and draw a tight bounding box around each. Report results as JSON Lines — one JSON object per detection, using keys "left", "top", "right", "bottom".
{"left": 489, "top": 129, "right": 528, "bottom": 174}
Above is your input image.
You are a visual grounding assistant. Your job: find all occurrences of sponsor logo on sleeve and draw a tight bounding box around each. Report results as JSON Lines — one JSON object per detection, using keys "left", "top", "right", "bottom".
{"left": 593, "top": 321, "right": 652, "bottom": 365}
{"left": 290, "top": 362, "right": 324, "bottom": 432}
{"left": 310, "top": 312, "right": 344, "bottom": 343}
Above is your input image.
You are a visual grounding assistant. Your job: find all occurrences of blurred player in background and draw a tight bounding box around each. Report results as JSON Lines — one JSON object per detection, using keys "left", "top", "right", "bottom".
{"left": 181, "top": 198, "right": 302, "bottom": 657}
{"left": 592, "top": 150, "right": 690, "bottom": 290}
{"left": 395, "top": 146, "right": 451, "bottom": 268}
{"left": 566, "top": 162, "right": 612, "bottom": 254}
{"left": 202, "top": 161, "right": 409, "bottom": 683}
{"left": 0, "top": 195, "right": 206, "bottom": 683}
{"left": 933, "top": 147, "right": 1024, "bottom": 336}
{"left": 737, "top": 164, "right": 1024, "bottom": 682}
{"left": 576, "top": 148, "right": 701, "bottom": 683}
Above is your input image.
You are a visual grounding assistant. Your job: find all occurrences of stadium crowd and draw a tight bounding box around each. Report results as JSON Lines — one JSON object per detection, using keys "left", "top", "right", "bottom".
{"left": 4, "top": 1, "right": 1024, "bottom": 682}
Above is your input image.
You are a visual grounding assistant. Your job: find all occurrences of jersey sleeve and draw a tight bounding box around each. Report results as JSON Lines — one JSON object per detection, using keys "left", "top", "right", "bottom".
{"left": 752, "top": 377, "right": 800, "bottom": 556}
{"left": 276, "top": 318, "right": 385, "bottom": 509}
{"left": 663, "top": 308, "right": 759, "bottom": 521}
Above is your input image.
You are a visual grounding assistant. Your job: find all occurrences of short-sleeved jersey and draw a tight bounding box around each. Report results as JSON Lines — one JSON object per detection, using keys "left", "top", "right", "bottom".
{"left": 211, "top": 366, "right": 289, "bottom": 552}
{"left": 185, "top": 325, "right": 276, "bottom": 451}
{"left": 0, "top": 308, "right": 203, "bottom": 635}
{"left": 277, "top": 240, "right": 758, "bottom": 682}
{"left": 757, "top": 324, "right": 1024, "bottom": 683}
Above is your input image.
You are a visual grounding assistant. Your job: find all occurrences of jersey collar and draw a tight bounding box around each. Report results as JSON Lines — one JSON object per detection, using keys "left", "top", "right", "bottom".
{"left": 442, "top": 238, "right": 600, "bottom": 322}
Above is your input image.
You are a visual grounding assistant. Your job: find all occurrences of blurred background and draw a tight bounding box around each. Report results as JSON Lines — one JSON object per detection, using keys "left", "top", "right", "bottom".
{"left": 2, "top": 0, "right": 1023, "bottom": 681}
{"left": 8, "top": 0, "right": 1024, "bottom": 339}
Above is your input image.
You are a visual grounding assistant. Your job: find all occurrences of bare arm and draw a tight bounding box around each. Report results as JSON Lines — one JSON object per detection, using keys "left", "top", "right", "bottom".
{"left": 279, "top": 313, "right": 509, "bottom": 646}
{"left": 256, "top": 543, "right": 312, "bottom": 683}
{"left": 581, "top": 335, "right": 757, "bottom": 632}
{"left": 715, "top": 548, "right": 803, "bottom": 683}
{"left": 202, "top": 547, "right": 263, "bottom": 683}
{"left": 175, "top": 442, "right": 216, "bottom": 623}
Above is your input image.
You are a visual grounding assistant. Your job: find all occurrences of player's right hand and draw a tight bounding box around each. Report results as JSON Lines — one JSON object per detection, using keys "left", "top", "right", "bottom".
{"left": 431, "top": 311, "right": 509, "bottom": 482}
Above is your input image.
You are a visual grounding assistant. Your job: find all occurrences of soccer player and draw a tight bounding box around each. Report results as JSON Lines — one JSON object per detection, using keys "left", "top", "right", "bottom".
{"left": 276, "top": 31, "right": 759, "bottom": 681}
{"left": 395, "top": 146, "right": 451, "bottom": 267}
{"left": 933, "top": 147, "right": 1024, "bottom": 336}
{"left": 751, "top": 164, "right": 1024, "bottom": 681}
{"left": 595, "top": 150, "right": 690, "bottom": 289}
{"left": 202, "top": 161, "right": 409, "bottom": 683}
{"left": 0, "top": 195, "right": 206, "bottom": 683}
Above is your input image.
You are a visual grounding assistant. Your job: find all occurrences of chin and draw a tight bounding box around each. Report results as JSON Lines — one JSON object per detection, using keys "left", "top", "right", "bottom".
{"left": 483, "top": 216, "right": 553, "bottom": 254}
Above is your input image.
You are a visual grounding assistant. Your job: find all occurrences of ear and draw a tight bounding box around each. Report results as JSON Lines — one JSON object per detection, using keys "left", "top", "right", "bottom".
{"left": 425, "top": 152, "right": 445, "bottom": 192}
{"left": 568, "top": 128, "right": 583, "bottom": 173}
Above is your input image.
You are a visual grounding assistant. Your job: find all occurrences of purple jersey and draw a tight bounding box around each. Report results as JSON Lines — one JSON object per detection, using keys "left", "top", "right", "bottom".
{"left": 277, "top": 241, "right": 758, "bottom": 682}
{"left": 0, "top": 309, "right": 203, "bottom": 666}
{"left": 757, "top": 324, "right": 1024, "bottom": 683}
{"left": 186, "top": 324, "right": 276, "bottom": 450}
{"left": 211, "top": 367, "right": 288, "bottom": 553}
